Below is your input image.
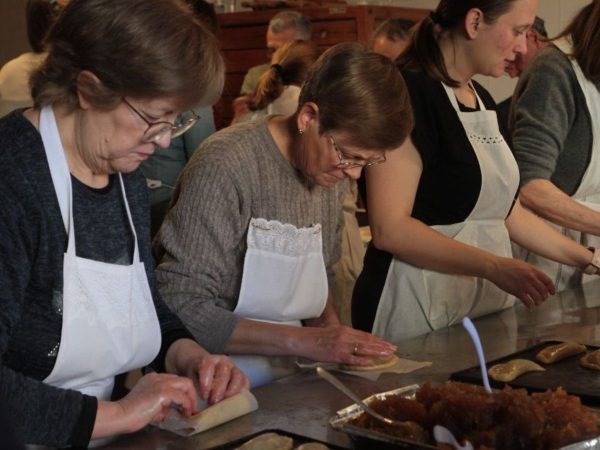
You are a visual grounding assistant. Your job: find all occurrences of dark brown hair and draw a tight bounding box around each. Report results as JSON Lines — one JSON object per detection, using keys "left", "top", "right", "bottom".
{"left": 31, "top": 0, "right": 224, "bottom": 112}
{"left": 398, "top": 0, "right": 518, "bottom": 87}
{"left": 554, "top": 0, "right": 600, "bottom": 83}
{"left": 186, "top": 0, "right": 219, "bottom": 35}
{"left": 26, "top": 0, "right": 57, "bottom": 53}
{"left": 249, "top": 40, "right": 319, "bottom": 111}
{"left": 299, "top": 42, "right": 413, "bottom": 151}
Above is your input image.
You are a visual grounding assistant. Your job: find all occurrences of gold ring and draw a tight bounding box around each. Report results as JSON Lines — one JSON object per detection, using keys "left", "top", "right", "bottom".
{"left": 353, "top": 344, "right": 359, "bottom": 355}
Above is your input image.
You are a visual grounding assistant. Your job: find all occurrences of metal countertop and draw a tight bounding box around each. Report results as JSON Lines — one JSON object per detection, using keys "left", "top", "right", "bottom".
{"left": 100, "top": 279, "right": 600, "bottom": 449}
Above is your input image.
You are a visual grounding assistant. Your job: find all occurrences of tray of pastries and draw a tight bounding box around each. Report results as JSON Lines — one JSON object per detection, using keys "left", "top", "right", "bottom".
{"left": 451, "top": 340, "right": 600, "bottom": 405}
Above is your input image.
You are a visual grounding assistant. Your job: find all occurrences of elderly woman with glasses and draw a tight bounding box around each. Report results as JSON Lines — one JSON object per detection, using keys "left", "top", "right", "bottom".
{"left": 154, "top": 43, "right": 413, "bottom": 385}
{"left": 0, "top": 0, "right": 249, "bottom": 447}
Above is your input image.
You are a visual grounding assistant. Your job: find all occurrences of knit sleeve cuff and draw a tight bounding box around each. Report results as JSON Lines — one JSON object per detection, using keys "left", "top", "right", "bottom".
{"left": 69, "top": 394, "right": 97, "bottom": 448}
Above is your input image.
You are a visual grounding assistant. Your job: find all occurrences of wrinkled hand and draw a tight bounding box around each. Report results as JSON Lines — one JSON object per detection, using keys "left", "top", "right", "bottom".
{"left": 117, "top": 372, "right": 198, "bottom": 432}
{"left": 489, "top": 257, "right": 555, "bottom": 308}
{"left": 301, "top": 325, "right": 397, "bottom": 366}
{"left": 185, "top": 354, "right": 249, "bottom": 405}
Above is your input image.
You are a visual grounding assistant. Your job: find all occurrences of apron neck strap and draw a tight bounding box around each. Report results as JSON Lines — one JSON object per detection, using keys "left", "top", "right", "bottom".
{"left": 442, "top": 81, "right": 486, "bottom": 113}
{"left": 40, "top": 105, "right": 71, "bottom": 234}
{"left": 39, "top": 105, "right": 141, "bottom": 262}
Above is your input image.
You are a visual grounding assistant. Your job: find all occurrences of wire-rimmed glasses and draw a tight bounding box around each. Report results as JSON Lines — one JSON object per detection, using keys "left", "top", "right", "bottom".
{"left": 328, "top": 135, "right": 386, "bottom": 169}
{"left": 123, "top": 98, "right": 199, "bottom": 143}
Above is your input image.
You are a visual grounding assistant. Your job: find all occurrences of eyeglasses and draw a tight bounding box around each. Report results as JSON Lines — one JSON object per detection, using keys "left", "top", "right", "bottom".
{"left": 123, "top": 98, "right": 199, "bottom": 143}
{"left": 328, "top": 135, "right": 386, "bottom": 169}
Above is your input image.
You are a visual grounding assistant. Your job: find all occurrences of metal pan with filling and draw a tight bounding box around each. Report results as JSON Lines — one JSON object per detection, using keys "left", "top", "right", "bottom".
{"left": 488, "top": 358, "right": 545, "bottom": 382}
{"left": 536, "top": 342, "right": 587, "bottom": 364}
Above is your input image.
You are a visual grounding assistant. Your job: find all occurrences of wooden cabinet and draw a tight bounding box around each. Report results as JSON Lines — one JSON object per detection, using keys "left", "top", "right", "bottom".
{"left": 215, "top": 5, "right": 429, "bottom": 126}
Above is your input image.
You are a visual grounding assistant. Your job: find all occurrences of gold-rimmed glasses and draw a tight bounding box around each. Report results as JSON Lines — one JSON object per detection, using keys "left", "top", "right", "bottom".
{"left": 123, "top": 98, "right": 199, "bottom": 143}
{"left": 328, "top": 135, "right": 386, "bottom": 169}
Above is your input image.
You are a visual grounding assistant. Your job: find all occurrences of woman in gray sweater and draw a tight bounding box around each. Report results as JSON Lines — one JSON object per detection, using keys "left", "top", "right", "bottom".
{"left": 155, "top": 43, "right": 413, "bottom": 384}
{"left": 510, "top": 0, "right": 600, "bottom": 291}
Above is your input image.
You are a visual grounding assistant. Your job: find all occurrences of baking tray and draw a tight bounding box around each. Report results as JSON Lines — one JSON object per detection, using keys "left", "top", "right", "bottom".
{"left": 206, "top": 429, "right": 347, "bottom": 449}
{"left": 451, "top": 340, "right": 600, "bottom": 405}
{"left": 329, "top": 383, "right": 600, "bottom": 450}
{"left": 329, "top": 384, "right": 438, "bottom": 450}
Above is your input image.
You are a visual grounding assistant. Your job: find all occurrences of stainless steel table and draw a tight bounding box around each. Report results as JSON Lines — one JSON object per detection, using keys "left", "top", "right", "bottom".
{"left": 100, "top": 280, "right": 600, "bottom": 449}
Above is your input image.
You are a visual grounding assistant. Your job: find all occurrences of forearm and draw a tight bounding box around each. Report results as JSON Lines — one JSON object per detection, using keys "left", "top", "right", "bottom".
{"left": 225, "top": 318, "right": 304, "bottom": 356}
{"left": 0, "top": 364, "right": 96, "bottom": 447}
{"left": 92, "top": 401, "right": 132, "bottom": 439}
{"left": 371, "top": 216, "right": 499, "bottom": 280}
{"left": 507, "top": 200, "right": 592, "bottom": 269}
{"left": 520, "top": 179, "right": 600, "bottom": 236}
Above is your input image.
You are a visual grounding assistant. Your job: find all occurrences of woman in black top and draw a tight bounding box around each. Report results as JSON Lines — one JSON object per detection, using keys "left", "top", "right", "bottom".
{"left": 353, "top": 0, "right": 599, "bottom": 343}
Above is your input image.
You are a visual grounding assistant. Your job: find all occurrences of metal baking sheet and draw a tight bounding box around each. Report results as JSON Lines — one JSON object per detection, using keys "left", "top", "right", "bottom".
{"left": 206, "top": 428, "right": 347, "bottom": 449}
{"left": 328, "top": 383, "right": 600, "bottom": 450}
{"left": 451, "top": 340, "right": 600, "bottom": 405}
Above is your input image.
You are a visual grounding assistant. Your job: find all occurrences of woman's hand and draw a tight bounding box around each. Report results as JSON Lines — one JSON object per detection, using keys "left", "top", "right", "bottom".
{"left": 93, "top": 372, "right": 197, "bottom": 438}
{"left": 297, "top": 326, "right": 397, "bottom": 366}
{"left": 165, "top": 338, "right": 249, "bottom": 405}
{"left": 186, "top": 353, "right": 249, "bottom": 405}
{"left": 487, "top": 256, "right": 555, "bottom": 308}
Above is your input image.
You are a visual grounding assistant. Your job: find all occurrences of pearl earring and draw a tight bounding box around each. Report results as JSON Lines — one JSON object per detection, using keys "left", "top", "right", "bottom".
{"left": 298, "top": 128, "right": 304, "bottom": 135}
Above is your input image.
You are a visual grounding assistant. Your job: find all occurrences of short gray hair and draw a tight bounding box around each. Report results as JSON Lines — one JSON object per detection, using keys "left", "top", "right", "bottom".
{"left": 268, "top": 10, "right": 311, "bottom": 40}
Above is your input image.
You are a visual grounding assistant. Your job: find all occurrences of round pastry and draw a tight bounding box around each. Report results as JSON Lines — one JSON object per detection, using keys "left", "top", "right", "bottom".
{"left": 235, "top": 432, "right": 293, "bottom": 450}
{"left": 296, "top": 443, "right": 330, "bottom": 450}
{"left": 339, "top": 354, "right": 400, "bottom": 372}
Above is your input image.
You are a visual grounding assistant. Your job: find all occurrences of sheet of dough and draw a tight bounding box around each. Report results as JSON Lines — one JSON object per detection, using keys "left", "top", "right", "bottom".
{"left": 157, "top": 390, "right": 258, "bottom": 436}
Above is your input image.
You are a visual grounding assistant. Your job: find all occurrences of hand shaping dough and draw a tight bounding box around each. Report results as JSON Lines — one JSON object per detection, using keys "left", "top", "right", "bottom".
{"left": 235, "top": 432, "right": 293, "bottom": 450}
{"left": 536, "top": 342, "right": 586, "bottom": 364}
{"left": 488, "top": 359, "right": 545, "bottom": 382}
{"left": 580, "top": 349, "right": 600, "bottom": 370}
{"left": 339, "top": 354, "right": 400, "bottom": 372}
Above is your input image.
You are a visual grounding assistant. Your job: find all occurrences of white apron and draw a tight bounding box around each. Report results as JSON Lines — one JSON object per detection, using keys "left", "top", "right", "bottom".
{"left": 517, "top": 37, "right": 600, "bottom": 291}
{"left": 373, "top": 83, "right": 518, "bottom": 343}
{"left": 40, "top": 105, "right": 162, "bottom": 401}
{"left": 234, "top": 218, "right": 328, "bottom": 326}
{"left": 232, "top": 218, "right": 328, "bottom": 387}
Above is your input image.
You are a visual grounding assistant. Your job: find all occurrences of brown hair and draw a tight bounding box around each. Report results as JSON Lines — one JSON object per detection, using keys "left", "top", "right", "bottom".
{"left": 299, "top": 42, "right": 413, "bottom": 150}
{"left": 371, "top": 18, "right": 415, "bottom": 46}
{"left": 249, "top": 40, "right": 319, "bottom": 111}
{"left": 554, "top": 0, "right": 600, "bottom": 83}
{"left": 186, "top": 0, "right": 219, "bottom": 35}
{"left": 31, "top": 0, "right": 224, "bottom": 112}
{"left": 26, "top": 0, "right": 57, "bottom": 53}
{"left": 398, "top": 0, "right": 518, "bottom": 87}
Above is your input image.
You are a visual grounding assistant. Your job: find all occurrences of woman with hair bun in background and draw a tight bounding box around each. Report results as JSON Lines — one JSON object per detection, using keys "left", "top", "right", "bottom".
{"left": 232, "top": 39, "right": 320, "bottom": 124}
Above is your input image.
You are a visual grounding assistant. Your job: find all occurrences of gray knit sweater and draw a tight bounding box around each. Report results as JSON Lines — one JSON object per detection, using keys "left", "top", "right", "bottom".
{"left": 510, "top": 45, "right": 595, "bottom": 195}
{"left": 155, "top": 119, "right": 345, "bottom": 353}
